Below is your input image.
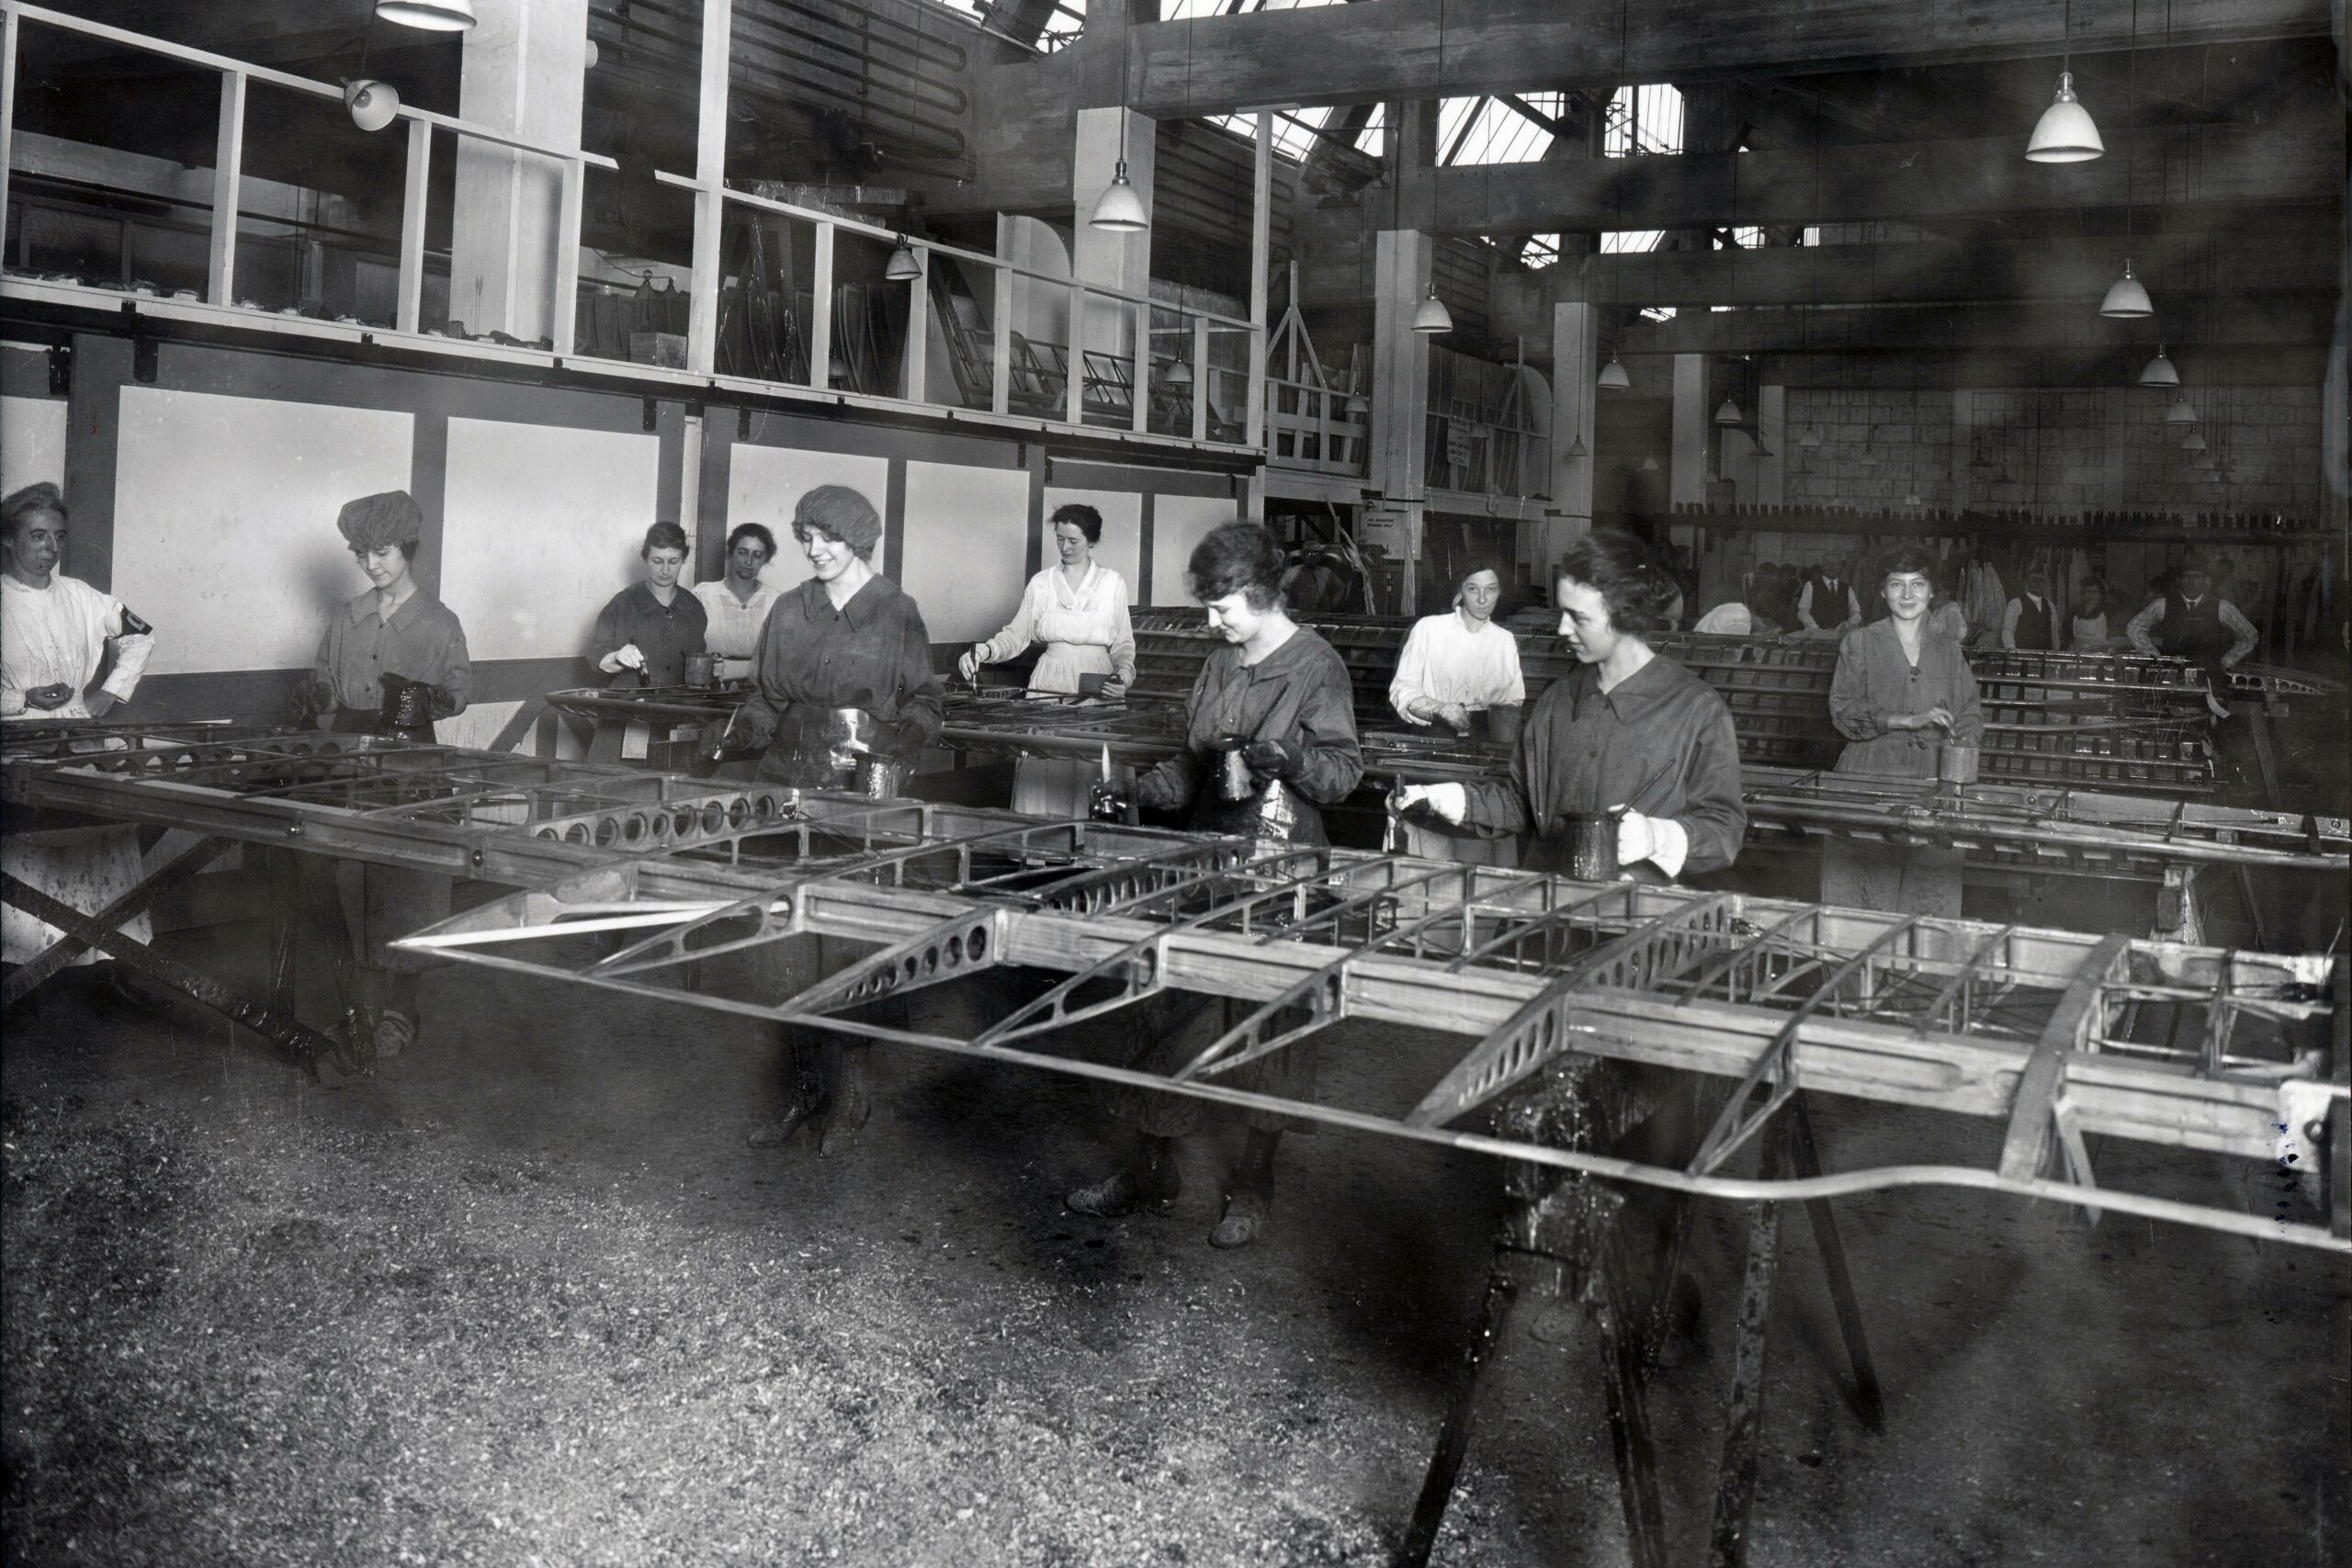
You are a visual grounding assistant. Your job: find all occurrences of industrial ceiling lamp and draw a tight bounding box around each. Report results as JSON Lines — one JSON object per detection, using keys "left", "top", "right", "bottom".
{"left": 2027, "top": 0, "right": 2101, "bottom": 163}
{"left": 2098, "top": 259, "right": 2153, "bottom": 318}
{"left": 884, "top": 239, "right": 922, "bottom": 281}
{"left": 2138, "top": 344, "right": 2179, "bottom": 386}
{"left": 2180, "top": 429, "right": 2207, "bottom": 452}
{"left": 1165, "top": 356, "right": 1193, "bottom": 387}
{"left": 1798, "top": 424, "right": 1824, "bottom": 448}
{"left": 2164, "top": 390, "right": 2197, "bottom": 424}
{"left": 1598, "top": 351, "right": 1632, "bottom": 390}
{"left": 1089, "top": 21, "right": 1149, "bottom": 232}
{"left": 1714, "top": 395, "right": 1743, "bottom": 425}
{"left": 345, "top": 77, "right": 401, "bottom": 132}
{"left": 1412, "top": 284, "right": 1453, "bottom": 334}
{"left": 377, "top": 0, "right": 476, "bottom": 29}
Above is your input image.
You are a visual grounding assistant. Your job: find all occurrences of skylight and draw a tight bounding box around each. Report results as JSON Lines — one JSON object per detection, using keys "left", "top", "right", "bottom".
{"left": 1603, "top": 84, "right": 1685, "bottom": 157}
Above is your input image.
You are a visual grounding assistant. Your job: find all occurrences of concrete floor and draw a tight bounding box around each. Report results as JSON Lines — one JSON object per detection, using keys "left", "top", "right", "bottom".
{"left": 4, "top": 901, "right": 2346, "bottom": 1566}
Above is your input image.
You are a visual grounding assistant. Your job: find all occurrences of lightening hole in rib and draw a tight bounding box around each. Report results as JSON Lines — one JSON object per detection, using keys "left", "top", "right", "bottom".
{"left": 946, "top": 935, "right": 964, "bottom": 965}
{"left": 967, "top": 927, "right": 988, "bottom": 962}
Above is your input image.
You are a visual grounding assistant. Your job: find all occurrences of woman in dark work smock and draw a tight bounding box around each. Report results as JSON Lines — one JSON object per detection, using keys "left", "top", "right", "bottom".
{"left": 302, "top": 490, "right": 472, "bottom": 1062}
{"left": 588, "top": 520, "right": 707, "bottom": 687}
{"left": 1399, "top": 530, "right": 1746, "bottom": 885}
{"left": 731, "top": 485, "right": 943, "bottom": 1156}
{"left": 1064, "top": 522, "right": 1363, "bottom": 1251}
{"left": 1821, "top": 544, "right": 1984, "bottom": 917}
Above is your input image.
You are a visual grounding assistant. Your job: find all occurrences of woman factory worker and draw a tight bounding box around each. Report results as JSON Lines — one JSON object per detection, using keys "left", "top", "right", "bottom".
{"left": 956, "top": 502, "right": 1137, "bottom": 816}
{"left": 692, "top": 523, "right": 784, "bottom": 682}
{"left": 1387, "top": 557, "right": 1525, "bottom": 864}
{"left": 302, "top": 489, "right": 471, "bottom": 1057}
{"left": 1396, "top": 531, "right": 1745, "bottom": 886}
{"left": 1064, "top": 522, "right": 1362, "bottom": 1250}
{"left": 1821, "top": 544, "right": 1984, "bottom": 916}
{"left": 589, "top": 521, "right": 707, "bottom": 687}
{"left": 0, "top": 482, "right": 158, "bottom": 992}
{"left": 731, "top": 485, "right": 943, "bottom": 1156}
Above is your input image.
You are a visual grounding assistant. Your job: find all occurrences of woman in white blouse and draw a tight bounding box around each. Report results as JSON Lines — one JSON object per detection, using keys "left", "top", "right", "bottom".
{"left": 690, "top": 523, "right": 785, "bottom": 681}
{"left": 959, "top": 503, "right": 1137, "bottom": 816}
{"left": 1388, "top": 558, "right": 1525, "bottom": 866}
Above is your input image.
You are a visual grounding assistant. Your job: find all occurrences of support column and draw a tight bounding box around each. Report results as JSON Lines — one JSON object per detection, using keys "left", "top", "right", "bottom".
{"left": 449, "top": 0, "right": 589, "bottom": 344}
{"left": 1670, "top": 353, "right": 1709, "bottom": 509}
{"left": 1546, "top": 299, "right": 1599, "bottom": 571}
{"left": 1370, "top": 227, "right": 1434, "bottom": 614}
{"left": 1072, "top": 106, "right": 1154, "bottom": 374}
{"left": 1752, "top": 385, "right": 1786, "bottom": 504}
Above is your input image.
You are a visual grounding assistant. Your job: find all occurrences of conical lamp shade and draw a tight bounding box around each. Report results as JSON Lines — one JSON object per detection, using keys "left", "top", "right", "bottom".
{"left": 1597, "top": 353, "right": 1632, "bottom": 390}
{"left": 378, "top": 0, "right": 476, "bottom": 29}
{"left": 2098, "top": 259, "right": 2153, "bottom": 318}
{"left": 1412, "top": 288, "right": 1453, "bottom": 334}
{"left": 1165, "top": 358, "right": 1193, "bottom": 387}
{"left": 1798, "top": 424, "right": 1823, "bottom": 449}
{"left": 884, "top": 241, "right": 922, "bottom": 282}
{"left": 2138, "top": 345, "right": 2179, "bottom": 387}
{"left": 1713, "top": 396, "right": 1743, "bottom": 426}
{"left": 345, "top": 78, "right": 401, "bottom": 132}
{"left": 2163, "top": 392, "right": 2197, "bottom": 425}
{"left": 2180, "top": 430, "right": 2207, "bottom": 452}
{"left": 1089, "top": 163, "right": 1149, "bottom": 232}
{"left": 1565, "top": 434, "right": 1589, "bottom": 459}
{"left": 2026, "top": 72, "right": 2103, "bottom": 164}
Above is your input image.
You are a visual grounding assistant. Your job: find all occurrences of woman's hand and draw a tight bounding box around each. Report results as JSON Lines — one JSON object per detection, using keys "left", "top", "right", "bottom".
{"left": 956, "top": 645, "right": 986, "bottom": 682}
{"left": 1396, "top": 783, "right": 1467, "bottom": 824}
{"left": 1434, "top": 701, "right": 1472, "bottom": 734}
{"left": 24, "top": 683, "right": 72, "bottom": 711}
{"left": 1099, "top": 670, "right": 1131, "bottom": 702}
{"left": 1135, "top": 771, "right": 1182, "bottom": 811}
{"left": 1920, "top": 705, "right": 1955, "bottom": 730}
{"left": 1242, "top": 739, "right": 1300, "bottom": 782}
{"left": 601, "top": 643, "right": 647, "bottom": 675}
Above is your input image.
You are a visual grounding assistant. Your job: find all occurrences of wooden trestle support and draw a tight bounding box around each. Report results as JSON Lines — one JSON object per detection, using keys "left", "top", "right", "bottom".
{"left": 4, "top": 722, "right": 2346, "bottom": 1562}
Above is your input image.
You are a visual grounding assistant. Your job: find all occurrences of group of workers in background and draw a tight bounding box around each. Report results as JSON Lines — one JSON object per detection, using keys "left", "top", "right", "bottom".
{"left": 0, "top": 470, "right": 2283, "bottom": 1248}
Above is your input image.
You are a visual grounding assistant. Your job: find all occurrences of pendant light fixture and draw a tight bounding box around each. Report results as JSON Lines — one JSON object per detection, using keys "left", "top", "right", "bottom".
{"left": 1714, "top": 394, "right": 1743, "bottom": 426}
{"left": 1165, "top": 356, "right": 1193, "bottom": 387}
{"left": 1798, "top": 424, "right": 1824, "bottom": 448}
{"left": 1598, "top": 352, "right": 1632, "bottom": 391}
{"left": 345, "top": 77, "right": 401, "bottom": 132}
{"left": 2027, "top": 0, "right": 2102, "bottom": 164}
{"left": 1595, "top": 0, "right": 1632, "bottom": 391}
{"left": 377, "top": 0, "right": 476, "bottom": 30}
{"left": 2164, "top": 391, "right": 2197, "bottom": 424}
{"left": 2180, "top": 429, "right": 2207, "bottom": 452}
{"left": 884, "top": 239, "right": 922, "bottom": 282}
{"left": 1412, "top": 285, "right": 1453, "bottom": 334}
{"left": 1088, "top": 19, "right": 1148, "bottom": 233}
{"left": 2138, "top": 344, "right": 2179, "bottom": 387}
{"left": 2099, "top": 259, "right": 2153, "bottom": 318}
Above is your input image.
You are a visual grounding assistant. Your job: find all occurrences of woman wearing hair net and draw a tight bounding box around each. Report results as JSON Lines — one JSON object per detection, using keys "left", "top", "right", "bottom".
{"left": 727, "top": 485, "right": 944, "bottom": 1156}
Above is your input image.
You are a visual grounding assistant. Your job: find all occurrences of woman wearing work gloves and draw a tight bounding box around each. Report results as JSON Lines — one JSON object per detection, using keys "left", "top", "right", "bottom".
{"left": 303, "top": 490, "right": 472, "bottom": 1059}
{"left": 1064, "top": 522, "right": 1361, "bottom": 1250}
{"left": 731, "top": 485, "right": 943, "bottom": 1156}
{"left": 1818, "top": 544, "right": 1984, "bottom": 915}
{"left": 1396, "top": 530, "right": 1745, "bottom": 885}
{"left": 588, "top": 521, "right": 706, "bottom": 687}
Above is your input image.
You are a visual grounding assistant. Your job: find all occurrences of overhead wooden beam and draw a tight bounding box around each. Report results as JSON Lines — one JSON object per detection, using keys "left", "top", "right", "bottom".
{"left": 1126, "top": 0, "right": 2333, "bottom": 118}
{"left": 1397, "top": 120, "right": 2336, "bottom": 236}
{"left": 1609, "top": 297, "right": 2333, "bottom": 358}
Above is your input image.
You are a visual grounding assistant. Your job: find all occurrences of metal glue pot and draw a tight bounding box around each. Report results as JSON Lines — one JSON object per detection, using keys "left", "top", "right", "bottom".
{"left": 1209, "top": 732, "right": 1257, "bottom": 802}
{"left": 1938, "top": 741, "right": 1980, "bottom": 787}
{"left": 683, "top": 652, "right": 720, "bottom": 689}
{"left": 377, "top": 671, "right": 436, "bottom": 738}
{"left": 1555, "top": 809, "right": 1623, "bottom": 882}
{"left": 1474, "top": 704, "right": 1525, "bottom": 749}
{"left": 823, "top": 706, "right": 881, "bottom": 773}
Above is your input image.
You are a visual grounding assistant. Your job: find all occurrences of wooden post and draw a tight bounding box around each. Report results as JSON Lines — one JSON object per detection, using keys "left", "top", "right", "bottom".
{"left": 1192, "top": 314, "right": 1211, "bottom": 443}
{"left": 1067, "top": 284, "right": 1087, "bottom": 426}
{"left": 1246, "top": 110, "right": 1272, "bottom": 451}
{"left": 0, "top": 10, "right": 19, "bottom": 247}
{"left": 684, "top": 0, "right": 732, "bottom": 376}
{"left": 991, "top": 213, "right": 1014, "bottom": 416}
{"left": 397, "top": 118, "right": 431, "bottom": 334}
{"left": 808, "top": 220, "right": 835, "bottom": 391}
{"left": 903, "top": 244, "right": 931, "bottom": 402}
{"left": 208, "top": 70, "right": 246, "bottom": 305}
{"left": 1131, "top": 299, "right": 1149, "bottom": 434}
{"left": 550, "top": 156, "right": 582, "bottom": 356}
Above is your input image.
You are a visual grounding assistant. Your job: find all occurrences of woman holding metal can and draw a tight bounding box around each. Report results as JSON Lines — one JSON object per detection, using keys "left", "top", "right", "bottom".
{"left": 1396, "top": 530, "right": 1744, "bottom": 885}
{"left": 1064, "top": 522, "right": 1362, "bottom": 1250}
{"left": 729, "top": 485, "right": 943, "bottom": 1156}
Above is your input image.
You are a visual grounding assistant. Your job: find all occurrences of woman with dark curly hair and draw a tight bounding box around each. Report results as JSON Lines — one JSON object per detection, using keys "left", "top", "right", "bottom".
{"left": 1064, "top": 521, "right": 1361, "bottom": 1250}
{"left": 1822, "top": 543, "right": 1983, "bottom": 915}
{"left": 1398, "top": 531, "right": 1745, "bottom": 883}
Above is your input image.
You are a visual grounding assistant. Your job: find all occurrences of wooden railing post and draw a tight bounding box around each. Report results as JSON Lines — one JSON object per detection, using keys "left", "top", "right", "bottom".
{"left": 808, "top": 220, "right": 835, "bottom": 391}
{"left": 208, "top": 70, "right": 245, "bottom": 305}
{"left": 396, "top": 118, "right": 430, "bottom": 334}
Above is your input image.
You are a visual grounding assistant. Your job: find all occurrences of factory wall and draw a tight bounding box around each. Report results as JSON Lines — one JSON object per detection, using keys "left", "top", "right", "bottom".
{"left": 1784, "top": 386, "right": 2326, "bottom": 519}
{"left": 0, "top": 335, "right": 1243, "bottom": 750}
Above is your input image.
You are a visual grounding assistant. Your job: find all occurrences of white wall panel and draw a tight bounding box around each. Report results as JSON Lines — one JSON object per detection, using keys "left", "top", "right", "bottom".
{"left": 441, "top": 418, "right": 662, "bottom": 664}
{"left": 112, "top": 388, "right": 413, "bottom": 673}
{"left": 1041, "top": 488, "right": 1141, "bottom": 602}
{"left": 725, "top": 445, "right": 890, "bottom": 588}
{"left": 0, "top": 396, "right": 68, "bottom": 494}
{"left": 899, "top": 462, "right": 1030, "bottom": 644}
{"left": 1148, "top": 494, "right": 1238, "bottom": 607}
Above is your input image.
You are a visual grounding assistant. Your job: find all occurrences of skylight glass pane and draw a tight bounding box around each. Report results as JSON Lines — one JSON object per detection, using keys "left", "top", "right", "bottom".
{"left": 1603, "top": 83, "right": 1685, "bottom": 157}
{"left": 1159, "top": 0, "right": 1347, "bottom": 15}
{"left": 1208, "top": 107, "right": 1329, "bottom": 163}
{"left": 1600, "top": 229, "right": 1665, "bottom": 254}
{"left": 1437, "top": 95, "right": 1558, "bottom": 166}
